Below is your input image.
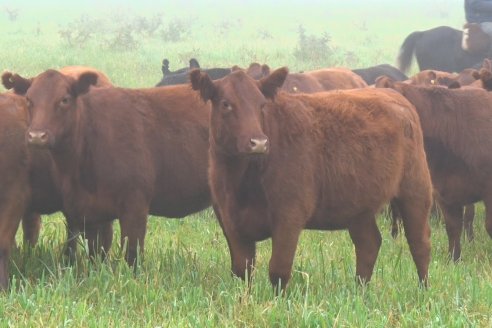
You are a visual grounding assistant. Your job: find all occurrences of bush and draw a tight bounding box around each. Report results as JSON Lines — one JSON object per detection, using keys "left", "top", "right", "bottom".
{"left": 293, "top": 25, "right": 335, "bottom": 65}
{"left": 160, "top": 19, "right": 191, "bottom": 43}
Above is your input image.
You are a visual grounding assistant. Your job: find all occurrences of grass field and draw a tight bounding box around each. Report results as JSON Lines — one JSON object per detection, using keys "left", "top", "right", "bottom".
{"left": 2, "top": 0, "right": 492, "bottom": 326}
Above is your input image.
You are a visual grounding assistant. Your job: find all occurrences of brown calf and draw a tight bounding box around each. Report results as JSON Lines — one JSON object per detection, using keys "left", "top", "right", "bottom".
{"left": 376, "top": 77, "right": 492, "bottom": 261}
{"left": 6, "top": 70, "right": 211, "bottom": 266}
{"left": 190, "top": 68, "right": 432, "bottom": 290}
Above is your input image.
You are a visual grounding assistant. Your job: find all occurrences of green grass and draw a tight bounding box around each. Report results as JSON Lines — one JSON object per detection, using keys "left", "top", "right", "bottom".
{"left": 5, "top": 209, "right": 492, "bottom": 327}
{"left": 2, "top": 0, "right": 492, "bottom": 326}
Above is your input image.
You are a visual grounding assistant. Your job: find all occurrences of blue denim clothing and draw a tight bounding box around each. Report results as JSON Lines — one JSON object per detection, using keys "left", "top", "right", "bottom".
{"left": 465, "top": 0, "right": 492, "bottom": 23}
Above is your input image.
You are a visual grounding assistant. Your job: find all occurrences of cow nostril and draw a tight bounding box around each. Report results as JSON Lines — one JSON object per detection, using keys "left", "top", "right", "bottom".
{"left": 249, "top": 138, "right": 268, "bottom": 153}
{"left": 27, "top": 131, "right": 49, "bottom": 146}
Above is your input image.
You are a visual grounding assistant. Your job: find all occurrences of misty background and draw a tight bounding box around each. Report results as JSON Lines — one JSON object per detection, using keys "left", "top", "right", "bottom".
{"left": 0, "top": 0, "right": 464, "bottom": 87}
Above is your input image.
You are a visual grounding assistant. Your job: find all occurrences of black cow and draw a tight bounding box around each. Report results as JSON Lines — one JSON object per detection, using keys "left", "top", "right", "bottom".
{"left": 352, "top": 64, "right": 408, "bottom": 85}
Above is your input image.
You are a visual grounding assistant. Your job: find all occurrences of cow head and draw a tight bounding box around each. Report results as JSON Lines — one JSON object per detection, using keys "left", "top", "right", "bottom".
{"left": 190, "top": 67, "right": 288, "bottom": 155}
{"left": 472, "top": 68, "right": 492, "bottom": 91}
{"left": 14, "top": 69, "right": 98, "bottom": 149}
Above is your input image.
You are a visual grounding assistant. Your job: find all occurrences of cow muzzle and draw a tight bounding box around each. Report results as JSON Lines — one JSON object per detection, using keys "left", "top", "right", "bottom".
{"left": 249, "top": 137, "right": 269, "bottom": 154}
{"left": 27, "top": 130, "right": 49, "bottom": 147}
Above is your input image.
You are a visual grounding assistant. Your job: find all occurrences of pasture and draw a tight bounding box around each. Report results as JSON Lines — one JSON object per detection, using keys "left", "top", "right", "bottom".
{"left": 2, "top": 0, "right": 492, "bottom": 326}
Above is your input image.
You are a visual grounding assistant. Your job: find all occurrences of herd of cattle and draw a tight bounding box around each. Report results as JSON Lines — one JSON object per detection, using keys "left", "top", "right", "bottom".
{"left": 0, "top": 54, "right": 492, "bottom": 292}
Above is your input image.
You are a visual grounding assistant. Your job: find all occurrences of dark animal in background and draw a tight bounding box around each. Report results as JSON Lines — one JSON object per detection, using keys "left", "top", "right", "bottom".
{"left": 161, "top": 58, "right": 200, "bottom": 77}
{"left": 7, "top": 70, "right": 212, "bottom": 267}
{"left": 376, "top": 77, "right": 492, "bottom": 261}
{"left": 156, "top": 59, "right": 231, "bottom": 86}
{"left": 352, "top": 64, "right": 408, "bottom": 85}
{"left": 191, "top": 68, "right": 432, "bottom": 290}
{"left": 397, "top": 26, "right": 491, "bottom": 73}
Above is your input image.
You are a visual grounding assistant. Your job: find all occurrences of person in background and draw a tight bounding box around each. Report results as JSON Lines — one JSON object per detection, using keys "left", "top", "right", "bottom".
{"left": 464, "top": 0, "right": 492, "bottom": 52}
{"left": 465, "top": 0, "right": 492, "bottom": 33}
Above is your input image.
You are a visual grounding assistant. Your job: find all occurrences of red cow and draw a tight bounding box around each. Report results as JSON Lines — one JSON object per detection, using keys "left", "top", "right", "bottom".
{"left": 2, "top": 66, "right": 113, "bottom": 249}
{"left": 376, "top": 76, "right": 492, "bottom": 261}
{"left": 5, "top": 69, "right": 211, "bottom": 266}
{"left": 190, "top": 68, "right": 432, "bottom": 290}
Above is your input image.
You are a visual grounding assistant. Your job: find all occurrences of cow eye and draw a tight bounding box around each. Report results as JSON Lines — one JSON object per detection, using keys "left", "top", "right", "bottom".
{"left": 60, "top": 95, "right": 71, "bottom": 106}
{"left": 221, "top": 100, "right": 233, "bottom": 113}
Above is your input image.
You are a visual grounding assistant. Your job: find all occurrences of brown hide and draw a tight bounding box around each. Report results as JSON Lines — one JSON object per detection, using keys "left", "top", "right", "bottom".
{"left": 282, "top": 67, "right": 367, "bottom": 93}
{"left": 0, "top": 92, "right": 70, "bottom": 289}
{"left": 0, "top": 93, "right": 30, "bottom": 289}
{"left": 20, "top": 70, "right": 211, "bottom": 265}
{"left": 395, "top": 69, "right": 479, "bottom": 239}
{"left": 191, "top": 69, "right": 432, "bottom": 290}
{"left": 232, "top": 63, "right": 271, "bottom": 80}
{"left": 307, "top": 67, "right": 368, "bottom": 89}
{"left": 58, "top": 66, "right": 113, "bottom": 87}
{"left": 281, "top": 72, "right": 324, "bottom": 93}
{"left": 376, "top": 79, "right": 492, "bottom": 260}
{"left": 407, "top": 69, "right": 479, "bottom": 87}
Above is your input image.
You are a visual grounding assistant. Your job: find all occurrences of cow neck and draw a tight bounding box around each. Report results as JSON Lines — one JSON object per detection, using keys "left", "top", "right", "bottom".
{"left": 210, "top": 143, "right": 267, "bottom": 195}
{"left": 50, "top": 99, "right": 90, "bottom": 180}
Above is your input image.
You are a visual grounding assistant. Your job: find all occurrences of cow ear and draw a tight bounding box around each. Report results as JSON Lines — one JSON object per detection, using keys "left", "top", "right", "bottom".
{"left": 426, "top": 71, "right": 437, "bottom": 84}
{"left": 479, "top": 68, "right": 492, "bottom": 91}
{"left": 258, "top": 67, "right": 288, "bottom": 100}
{"left": 231, "top": 65, "right": 242, "bottom": 72}
{"left": 71, "top": 72, "right": 98, "bottom": 97}
{"left": 375, "top": 75, "right": 395, "bottom": 88}
{"left": 2, "top": 72, "right": 32, "bottom": 95}
{"left": 189, "top": 58, "right": 200, "bottom": 69}
{"left": 190, "top": 69, "right": 216, "bottom": 102}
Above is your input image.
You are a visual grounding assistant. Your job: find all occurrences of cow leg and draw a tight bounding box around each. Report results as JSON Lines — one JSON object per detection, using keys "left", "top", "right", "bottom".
{"left": 0, "top": 219, "right": 22, "bottom": 290}
{"left": 395, "top": 197, "right": 431, "bottom": 287}
{"left": 0, "top": 193, "right": 25, "bottom": 290}
{"left": 84, "top": 221, "right": 113, "bottom": 260}
{"left": 228, "top": 235, "right": 256, "bottom": 283}
{"left": 269, "top": 226, "right": 301, "bottom": 292}
{"left": 22, "top": 212, "right": 41, "bottom": 246}
{"left": 484, "top": 198, "right": 492, "bottom": 239}
{"left": 463, "top": 204, "right": 475, "bottom": 241}
{"left": 119, "top": 203, "right": 148, "bottom": 267}
{"left": 64, "top": 219, "right": 81, "bottom": 262}
{"left": 348, "top": 215, "right": 381, "bottom": 284}
{"left": 439, "top": 202, "right": 464, "bottom": 262}
{"left": 213, "top": 205, "right": 256, "bottom": 282}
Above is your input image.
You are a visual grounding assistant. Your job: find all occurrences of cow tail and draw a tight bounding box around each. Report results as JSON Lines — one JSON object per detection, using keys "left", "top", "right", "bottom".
{"left": 397, "top": 31, "right": 423, "bottom": 73}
